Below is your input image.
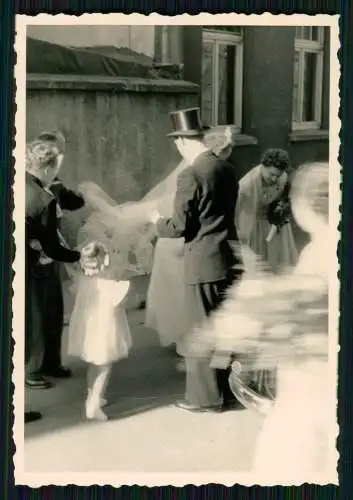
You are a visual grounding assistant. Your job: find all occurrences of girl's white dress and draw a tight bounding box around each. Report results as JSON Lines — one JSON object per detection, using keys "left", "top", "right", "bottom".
{"left": 68, "top": 276, "right": 131, "bottom": 366}
{"left": 66, "top": 181, "right": 157, "bottom": 367}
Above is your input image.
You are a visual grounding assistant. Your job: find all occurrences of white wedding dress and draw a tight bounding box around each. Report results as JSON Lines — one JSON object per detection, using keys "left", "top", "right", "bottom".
{"left": 145, "top": 238, "right": 187, "bottom": 346}
{"left": 144, "top": 159, "right": 190, "bottom": 346}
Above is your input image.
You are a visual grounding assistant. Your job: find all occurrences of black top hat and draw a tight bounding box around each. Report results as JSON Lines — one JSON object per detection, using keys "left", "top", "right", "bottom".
{"left": 167, "top": 107, "right": 205, "bottom": 137}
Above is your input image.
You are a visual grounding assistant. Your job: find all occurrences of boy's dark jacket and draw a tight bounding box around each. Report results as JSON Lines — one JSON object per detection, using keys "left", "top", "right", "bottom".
{"left": 50, "top": 177, "right": 85, "bottom": 212}
{"left": 25, "top": 174, "right": 83, "bottom": 271}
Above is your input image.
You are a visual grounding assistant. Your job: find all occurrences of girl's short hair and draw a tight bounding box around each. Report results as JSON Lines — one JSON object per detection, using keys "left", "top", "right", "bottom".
{"left": 291, "top": 162, "right": 329, "bottom": 220}
{"left": 261, "top": 148, "right": 290, "bottom": 171}
{"left": 26, "top": 139, "right": 61, "bottom": 171}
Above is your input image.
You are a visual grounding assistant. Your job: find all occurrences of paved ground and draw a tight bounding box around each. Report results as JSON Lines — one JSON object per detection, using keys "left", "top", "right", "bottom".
{"left": 24, "top": 277, "right": 263, "bottom": 473}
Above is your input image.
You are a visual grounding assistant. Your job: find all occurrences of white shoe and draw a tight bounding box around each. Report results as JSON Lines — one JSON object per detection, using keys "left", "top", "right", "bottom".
{"left": 176, "top": 359, "right": 186, "bottom": 372}
{"left": 87, "top": 390, "right": 108, "bottom": 408}
{"left": 85, "top": 393, "right": 108, "bottom": 421}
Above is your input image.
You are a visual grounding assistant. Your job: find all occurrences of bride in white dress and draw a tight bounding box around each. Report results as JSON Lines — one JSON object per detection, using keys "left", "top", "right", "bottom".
{"left": 143, "top": 159, "right": 189, "bottom": 350}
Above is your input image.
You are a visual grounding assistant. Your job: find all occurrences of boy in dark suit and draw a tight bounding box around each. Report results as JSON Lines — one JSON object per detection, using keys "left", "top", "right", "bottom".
{"left": 149, "top": 108, "right": 243, "bottom": 412}
{"left": 26, "top": 131, "right": 85, "bottom": 389}
{"left": 25, "top": 137, "right": 95, "bottom": 421}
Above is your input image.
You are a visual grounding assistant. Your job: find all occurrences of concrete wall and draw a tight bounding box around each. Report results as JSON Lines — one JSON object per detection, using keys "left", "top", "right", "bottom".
{"left": 27, "top": 25, "right": 156, "bottom": 58}
{"left": 26, "top": 75, "right": 198, "bottom": 245}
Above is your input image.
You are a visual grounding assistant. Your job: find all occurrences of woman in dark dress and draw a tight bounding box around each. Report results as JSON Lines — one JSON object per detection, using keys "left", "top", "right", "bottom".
{"left": 25, "top": 138, "right": 95, "bottom": 423}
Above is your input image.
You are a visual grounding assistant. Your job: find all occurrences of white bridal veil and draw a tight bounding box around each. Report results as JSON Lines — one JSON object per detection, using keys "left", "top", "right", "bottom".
{"left": 67, "top": 125, "right": 238, "bottom": 282}
{"left": 70, "top": 160, "right": 189, "bottom": 281}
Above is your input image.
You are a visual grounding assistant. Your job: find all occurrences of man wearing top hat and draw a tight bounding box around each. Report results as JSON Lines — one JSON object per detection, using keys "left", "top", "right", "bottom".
{"left": 149, "top": 107, "right": 243, "bottom": 412}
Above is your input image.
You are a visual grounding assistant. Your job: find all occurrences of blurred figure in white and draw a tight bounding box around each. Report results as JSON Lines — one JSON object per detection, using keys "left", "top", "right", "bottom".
{"left": 235, "top": 148, "right": 299, "bottom": 400}
{"left": 251, "top": 162, "right": 331, "bottom": 480}
{"left": 200, "top": 162, "right": 332, "bottom": 481}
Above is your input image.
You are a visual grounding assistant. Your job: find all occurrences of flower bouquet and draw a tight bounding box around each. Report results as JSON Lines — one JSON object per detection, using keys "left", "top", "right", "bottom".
{"left": 266, "top": 182, "right": 292, "bottom": 242}
{"left": 74, "top": 211, "right": 156, "bottom": 281}
{"left": 80, "top": 241, "right": 110, "bottom": 276}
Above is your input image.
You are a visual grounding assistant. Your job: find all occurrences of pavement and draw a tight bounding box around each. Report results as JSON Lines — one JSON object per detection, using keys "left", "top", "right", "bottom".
{"left": 24, "top": 276, "right": 263, "bottom": 473}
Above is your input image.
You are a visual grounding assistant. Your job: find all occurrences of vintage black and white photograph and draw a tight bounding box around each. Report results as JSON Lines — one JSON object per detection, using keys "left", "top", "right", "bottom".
{"left": 13, "top": 14, "right": 339, "bottom": 486}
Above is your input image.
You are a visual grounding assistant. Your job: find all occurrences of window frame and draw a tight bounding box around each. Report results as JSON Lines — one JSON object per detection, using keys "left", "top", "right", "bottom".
{"left": 202, "top": 28, "right": 244, "bottom": 132}
{"left": 292, "top": 27, "right": 325, "bottom": 131}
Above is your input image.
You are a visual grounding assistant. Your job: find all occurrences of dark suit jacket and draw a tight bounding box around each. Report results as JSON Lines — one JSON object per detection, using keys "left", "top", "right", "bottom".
{"left": 50, "top": 177, "right": 85, "bottom": 212}
{"left": 26, "top": 172, "right": 81, "bottom": 271}
{"left": 157, "top": 151, "right": 242, "bottom": 285}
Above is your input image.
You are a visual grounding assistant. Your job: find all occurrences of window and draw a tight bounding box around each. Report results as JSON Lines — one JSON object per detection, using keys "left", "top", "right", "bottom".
{"left": 201, "top": 27, "right": 243, "bottom": 131}
{"left": 292, "top": 26, "right": 325, "bottom": 130}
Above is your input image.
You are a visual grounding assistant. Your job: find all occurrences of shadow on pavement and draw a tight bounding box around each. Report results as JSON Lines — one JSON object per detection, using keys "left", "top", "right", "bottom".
{"left": 25, "top": 308, "right": 185, "bottom": 440}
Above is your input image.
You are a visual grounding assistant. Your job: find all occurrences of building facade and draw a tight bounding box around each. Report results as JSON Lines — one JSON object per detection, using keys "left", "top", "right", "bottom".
{"left": 28, "top": 23, "right": 330, "bottom": 177}
{"left": 162, "top": 24, "right": 330, "bottom": 176}
{"left": 27, "top": 24, "right": 330, "bottom": 252}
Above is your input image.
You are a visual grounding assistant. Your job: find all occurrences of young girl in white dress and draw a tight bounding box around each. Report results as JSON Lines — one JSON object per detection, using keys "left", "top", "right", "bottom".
{"left": 68, "top": 242, "right": 132, "bottom": 421}
{"left": 67, "top": 186, "right": 155, "bottom": 421}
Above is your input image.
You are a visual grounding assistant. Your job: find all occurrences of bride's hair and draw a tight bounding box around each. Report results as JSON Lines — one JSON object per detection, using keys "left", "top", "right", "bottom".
{"left": 203, "top": 125, "right": 237, "bottom": 157}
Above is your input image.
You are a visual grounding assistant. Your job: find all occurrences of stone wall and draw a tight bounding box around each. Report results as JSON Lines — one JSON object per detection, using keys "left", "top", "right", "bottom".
{"left": 26, "top": 74, "right": 199, "bottom": 245}
{"left": 27, "top": 25, "right": 156, "bottom": 59}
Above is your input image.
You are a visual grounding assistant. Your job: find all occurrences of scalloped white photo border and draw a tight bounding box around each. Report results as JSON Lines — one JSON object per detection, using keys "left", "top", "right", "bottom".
{"left": 13, "top": 12, "right": 340, "bottom": 488}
